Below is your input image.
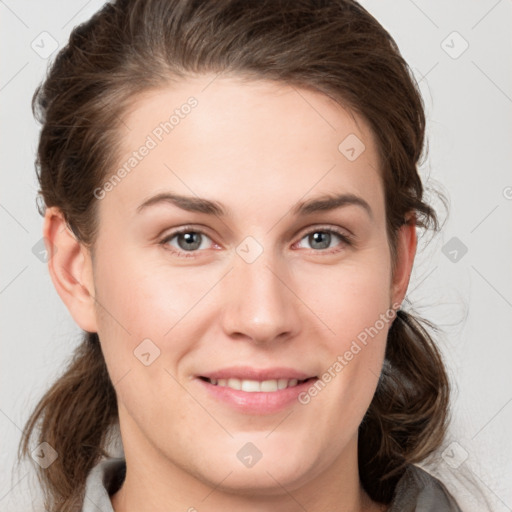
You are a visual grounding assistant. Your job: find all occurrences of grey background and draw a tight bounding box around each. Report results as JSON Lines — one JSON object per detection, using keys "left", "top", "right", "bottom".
{"left": 1, "top": 1, "right": 511, "bottom": 510}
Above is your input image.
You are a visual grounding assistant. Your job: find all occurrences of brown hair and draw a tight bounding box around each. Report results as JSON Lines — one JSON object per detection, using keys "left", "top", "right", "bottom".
{"left": 18, "top": 0, "right": 450, "bottom": 509}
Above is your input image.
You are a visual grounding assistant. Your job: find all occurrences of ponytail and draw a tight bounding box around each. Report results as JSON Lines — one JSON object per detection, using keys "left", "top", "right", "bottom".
{"left": 18, "top": 333, "right": 118, "bottom": 512}
{"left": 359, "top": 310, "right": 450, "bottom": 503}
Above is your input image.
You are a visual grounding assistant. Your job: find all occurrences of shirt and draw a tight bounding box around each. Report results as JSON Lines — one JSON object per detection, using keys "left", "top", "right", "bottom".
{"left": 81, "top": 457, "right": 462, "bottom": 511}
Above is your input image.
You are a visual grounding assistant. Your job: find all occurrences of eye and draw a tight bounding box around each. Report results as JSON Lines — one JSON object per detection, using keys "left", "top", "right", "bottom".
{"left": 160, "top": 228, "right": 215, "bottom": 257}
{"left": 159, "top": 225, "right": 353, "bottom": 258}
{"left": 295, "top": 227, "right": 352, "bottom": 253}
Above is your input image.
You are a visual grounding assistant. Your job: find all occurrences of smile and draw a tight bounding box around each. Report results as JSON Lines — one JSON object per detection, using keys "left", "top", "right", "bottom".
{"left": 196, "top": 366, "right": 318, "bottom": 413}
{"left": 201, "top": 377, "right": 311, "bottom": 392}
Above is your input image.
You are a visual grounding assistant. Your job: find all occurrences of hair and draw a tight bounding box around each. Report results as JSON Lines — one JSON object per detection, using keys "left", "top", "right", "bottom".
{"left": 19, "top": 0, "right": 451, "bottom": 510}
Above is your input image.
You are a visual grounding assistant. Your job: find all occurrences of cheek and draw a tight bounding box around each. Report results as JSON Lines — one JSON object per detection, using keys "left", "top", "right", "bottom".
{"left": 92, "top": 249, "right": 167, "bottom": 375}
{"left": 296, "top": 243, "right": 393, "bottom": 416}
{"left": 297, "top": 245, "right": 393, "bottom": 344}
{"left": 92, "top": 246, "right": 217, "bottom": 385}
{"left": 93, "top": 244, "right": 186, "bottom": 334}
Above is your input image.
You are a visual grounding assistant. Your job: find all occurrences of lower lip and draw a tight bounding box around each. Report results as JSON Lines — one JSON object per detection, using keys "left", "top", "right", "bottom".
{"left": 197, "top": 378, "right": 318, "bottom": 414}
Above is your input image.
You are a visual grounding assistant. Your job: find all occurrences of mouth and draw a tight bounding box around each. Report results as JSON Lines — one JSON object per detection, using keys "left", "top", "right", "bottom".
{"left": 196, "top": 367, "right": 318, "bottom": 414}
{"left": 198, "top": 376, "right": 315, "bottom": 392}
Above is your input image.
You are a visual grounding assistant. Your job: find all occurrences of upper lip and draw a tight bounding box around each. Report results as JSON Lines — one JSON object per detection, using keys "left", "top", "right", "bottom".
{"left": 199, "top": 366, "right": 316, "bottom": 381}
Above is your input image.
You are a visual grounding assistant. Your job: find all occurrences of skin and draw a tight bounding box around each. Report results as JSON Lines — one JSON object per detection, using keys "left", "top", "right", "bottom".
{"left": 44, "top": 74, "right": 416, "bottom": 512}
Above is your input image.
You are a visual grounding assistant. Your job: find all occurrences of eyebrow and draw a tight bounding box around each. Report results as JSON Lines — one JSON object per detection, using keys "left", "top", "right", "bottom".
{"left": 136, "top": 192, "right": 373, "bottom": 219}
{"left": 136, "top": 192, "right": 225, "bottom": 216}
{"left": 291, "top": 193, "right": 373, "bottom": 219}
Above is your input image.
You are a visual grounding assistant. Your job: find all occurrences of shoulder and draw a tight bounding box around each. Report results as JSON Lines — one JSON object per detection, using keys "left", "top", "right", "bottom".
{"left": 82, "top": 457, "right": 126, "bottom": 512}
{"left": 387, "top": 464, "right": 463, "bottom": 512}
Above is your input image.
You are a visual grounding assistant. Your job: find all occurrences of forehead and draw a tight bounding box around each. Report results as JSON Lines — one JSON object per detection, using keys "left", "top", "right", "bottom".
{"left": 100, "top": 75, "right": 384, "bottom": 223}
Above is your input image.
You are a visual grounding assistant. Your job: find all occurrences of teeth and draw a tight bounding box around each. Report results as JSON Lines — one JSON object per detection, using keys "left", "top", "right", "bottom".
{"left": 241, "top": 380, "right": 261, "bottom": 392}
{"left": 277, "top": 378, "right": 288, "bottom": 390}
{"left": 260, "top": 380, "right": 278, "bottom": 392}
{"left": 227, "top": 378, "right": 241, "bottom": 390}
{"left": 208, "top": 378, "right": 304, "bottom": 392}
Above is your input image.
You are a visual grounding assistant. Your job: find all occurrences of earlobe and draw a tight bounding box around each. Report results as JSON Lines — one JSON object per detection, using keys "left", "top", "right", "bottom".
{"left": 391, "top": 216, "right": 417, "bottom": 307}
{"left": 43, "top": 207, "right": 98, "bottom": 333}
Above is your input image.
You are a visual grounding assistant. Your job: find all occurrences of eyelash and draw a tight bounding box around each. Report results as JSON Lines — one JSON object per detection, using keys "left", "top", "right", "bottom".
{"left": 159, "top": 225, "right": 354, "bottom": 258}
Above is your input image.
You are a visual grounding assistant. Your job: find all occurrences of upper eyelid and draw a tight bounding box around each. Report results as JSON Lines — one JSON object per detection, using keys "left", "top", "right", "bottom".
{"left": 296, "top": 224, "right": 352, "bottom": 239}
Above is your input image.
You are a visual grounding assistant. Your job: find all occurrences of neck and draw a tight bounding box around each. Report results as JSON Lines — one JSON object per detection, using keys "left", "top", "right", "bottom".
{"left": 110, "top": 413, "right": 385, "bottom": 512}
{"left": 111, "top": 470, "right": 380, "bottom": 512}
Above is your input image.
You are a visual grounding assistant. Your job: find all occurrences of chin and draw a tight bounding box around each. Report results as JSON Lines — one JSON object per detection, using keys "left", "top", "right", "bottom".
{"left": 189, "top": 439, "right": 324, "bottom": 496}
{"left": 204, "top": 463, "right": 314, "bottom": 497}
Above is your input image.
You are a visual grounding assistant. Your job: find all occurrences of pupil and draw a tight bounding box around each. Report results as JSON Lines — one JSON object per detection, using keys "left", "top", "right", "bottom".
{"left": 310, "top": 231, "right": 330, "bottom": 250}
{"left": 178, "top": 232, "right": 201, "bottom": 251}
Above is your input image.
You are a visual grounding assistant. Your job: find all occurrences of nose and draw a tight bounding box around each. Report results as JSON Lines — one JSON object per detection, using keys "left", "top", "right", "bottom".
{"left": 220, "top": 248, "right": 301, "bottom": 345}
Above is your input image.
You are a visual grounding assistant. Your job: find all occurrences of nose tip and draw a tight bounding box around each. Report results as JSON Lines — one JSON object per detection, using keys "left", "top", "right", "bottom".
{"left": 220, "top": 257, "right": 301, "bottom": 345}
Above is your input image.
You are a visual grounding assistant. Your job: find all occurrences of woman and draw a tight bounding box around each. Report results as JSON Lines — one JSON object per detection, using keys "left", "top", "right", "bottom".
{"left": 18, "top": 0, "right": 463, "bottom": 510}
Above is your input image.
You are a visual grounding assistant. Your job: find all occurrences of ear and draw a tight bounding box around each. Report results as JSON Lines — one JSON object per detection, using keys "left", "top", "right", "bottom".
{"left": 43, "top": 207, "right": 98, "bottom": 333}
{"left": 390, "top": 215, "right": 417, "bottom": 307}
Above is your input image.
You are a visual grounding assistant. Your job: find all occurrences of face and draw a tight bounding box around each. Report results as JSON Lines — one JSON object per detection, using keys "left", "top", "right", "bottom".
{"left": 85, "top": 75, "right": 409, "bottom": 495}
